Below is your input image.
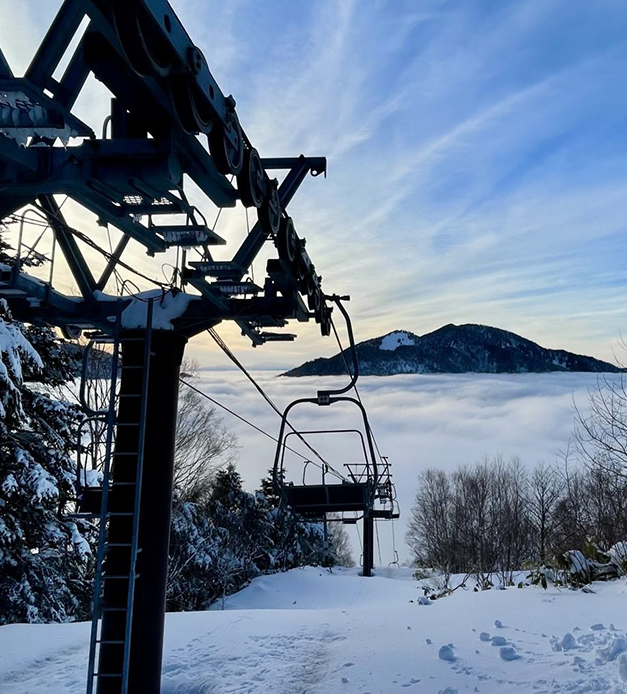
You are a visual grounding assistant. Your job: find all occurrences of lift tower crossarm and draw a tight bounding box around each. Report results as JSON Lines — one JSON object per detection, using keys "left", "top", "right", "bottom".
{"left": 231, "top": 156, "right": 327, "bottom": 279}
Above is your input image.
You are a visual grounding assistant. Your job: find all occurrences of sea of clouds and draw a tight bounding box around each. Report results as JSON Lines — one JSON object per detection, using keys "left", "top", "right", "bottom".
{"left": 193, "top": 370, "right": 619, "bottom": 565}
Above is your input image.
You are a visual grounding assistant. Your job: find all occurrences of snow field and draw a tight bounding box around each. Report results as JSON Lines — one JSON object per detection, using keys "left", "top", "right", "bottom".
{"left": 3, "top": 567, "right": 627, "bottom": 693}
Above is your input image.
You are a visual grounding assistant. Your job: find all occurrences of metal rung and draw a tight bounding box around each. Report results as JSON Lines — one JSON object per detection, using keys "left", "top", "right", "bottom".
{"left": 97, "top": 639, "right": 125, "bottom": 644}
{"left": 117, "top": 422, "right": 140, "bottom": 427}
{"left": 113, "top": 452, "right": 138, "bottom": 457}
{"left": 106, "top": 545, "right": 142, "bottom": 553}
{"left": 104, "top": 574, "right": 140, "bottom": 579}
{"left": 120, "top": 365, "right": 144, "bottom": 370}
{"left": 108, "top": 512, "right": 135, "bottom": 517}
{"left": 111, "top": 482, "right": 137, "bottom": 486}
{"left": 102, "top": 607, "right": 127, "bottom": 612}
{"left": 65, "top": 512, "right": 104, "bottom": 519}
{"left": 93, "top": 673, "right": 124, "bottom": 678}
{"left": 119, "top": 393, "right": 143, "bottom": 398}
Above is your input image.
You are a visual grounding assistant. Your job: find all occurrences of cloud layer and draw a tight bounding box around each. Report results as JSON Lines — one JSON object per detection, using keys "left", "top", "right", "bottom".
{"left": 192, "top": 370, "right": 612, "bottom": 564}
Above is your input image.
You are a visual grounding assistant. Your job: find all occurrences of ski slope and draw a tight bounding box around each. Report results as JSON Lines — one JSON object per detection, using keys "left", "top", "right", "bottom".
{"left": 2, "top": 567, "right": 627, "bottom": 693}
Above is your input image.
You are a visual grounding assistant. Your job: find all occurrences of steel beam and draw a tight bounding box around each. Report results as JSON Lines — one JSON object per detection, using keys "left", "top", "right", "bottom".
{"left": 37, "top": 194, "right": 97, "bottom": 299}
{"left": 55, "top": 33, "right": 92, "bottom": 110}
{"left": 232, "top": 156, "right": 325, "bottom": 277}
{"left": 362, "top": 513, "right": 374, "bottom": 577}
{"left": 262, "top": 156, "right": 326, "bottom": 176}
{"left": 0, "top": 47, "right": 13, "bottom": 78}
{"left": 96, "top": 234, "right": 131, "bottom": 291}
{"left": 25, "top": 0, "right": 86, "bottom": 90}
{"left": 0, "top": 134, "right": 38, "bottom": 171}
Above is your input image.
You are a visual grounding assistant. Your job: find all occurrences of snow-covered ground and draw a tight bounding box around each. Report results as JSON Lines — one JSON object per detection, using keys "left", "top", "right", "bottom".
{"left": 3, "top": 566, "right": 627, "bottom": 693}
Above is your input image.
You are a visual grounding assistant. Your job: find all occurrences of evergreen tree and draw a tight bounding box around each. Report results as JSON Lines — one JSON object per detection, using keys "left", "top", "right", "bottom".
{"left": 166, "top": 465, "right": 330, "bottom": 611}
{"left": 0, "top": 299, "right": 92, "bottom": 624}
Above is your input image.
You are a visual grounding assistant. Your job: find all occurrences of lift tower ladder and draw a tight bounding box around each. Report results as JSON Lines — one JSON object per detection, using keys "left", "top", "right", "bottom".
{"left": 86, "top": 302, "right": 154, "bottom": 694}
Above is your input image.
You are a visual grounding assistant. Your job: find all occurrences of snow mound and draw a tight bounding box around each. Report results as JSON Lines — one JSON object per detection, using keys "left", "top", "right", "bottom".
{"left": 438, "top": 645, "right": 456, "bottom": 662}
{"left": 500, "top": 646, "right": 521, "bottom": 661}
{"left": 215, "top": 566, "right": 414, "bottom": 611}
{"left": 597, "top": 637, "right": 627, "bottom": 663}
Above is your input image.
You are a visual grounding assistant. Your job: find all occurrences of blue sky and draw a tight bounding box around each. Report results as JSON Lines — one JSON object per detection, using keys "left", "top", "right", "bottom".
{"left": 2, "top": 0, "right": 627, "bottom": 368}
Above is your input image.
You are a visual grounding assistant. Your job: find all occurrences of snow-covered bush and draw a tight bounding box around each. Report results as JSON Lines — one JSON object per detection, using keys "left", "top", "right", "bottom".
{"left": 166, "top": 465, "right": 332, "bottom": 611}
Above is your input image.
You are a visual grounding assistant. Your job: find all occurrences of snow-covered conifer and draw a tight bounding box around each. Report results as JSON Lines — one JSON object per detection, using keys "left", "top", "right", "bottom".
{"left": 0, "top": 299, "right": 92, "bottom": 624}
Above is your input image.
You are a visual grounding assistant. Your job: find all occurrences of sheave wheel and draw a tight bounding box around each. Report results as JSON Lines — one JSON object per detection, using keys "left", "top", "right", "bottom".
{"left": 113, "top": 2, "right": 173, "bottom": 78}
{"left": 278, "top": 217, "right": 298, "bottom": 263}
{"left": 209, "top": 109, "right": 244, "bottom": 176}
{"left": 237, "top": 148, "right": 266, "bottom": 208}
{"left": 258, "top": 180, "right": 281, "bottom": 236}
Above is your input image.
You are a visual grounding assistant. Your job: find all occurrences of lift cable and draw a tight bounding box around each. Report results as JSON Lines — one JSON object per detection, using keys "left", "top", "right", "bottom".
{"left": 8, "top": 198, "right": 68, "bottom": 264}
{"left": 178, "top": 376, "right": 323, "bottom": 465}
{"left": 193, "top": 174, "right": 234, "bottom": 260}
{"left": 28, "top": 201, "right": 172, "bottom": 291}
{"left": 206, "top": 327, "right": 350, "bottom": 483}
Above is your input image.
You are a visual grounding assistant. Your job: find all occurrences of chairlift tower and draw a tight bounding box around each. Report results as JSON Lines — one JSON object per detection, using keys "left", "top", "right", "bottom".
{"left": 0, "top": 2, "right": 337, "bottom": 692}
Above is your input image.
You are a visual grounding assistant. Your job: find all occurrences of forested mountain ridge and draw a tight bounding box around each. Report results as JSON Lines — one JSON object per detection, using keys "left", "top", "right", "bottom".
{"left": 283, "top": 323, "right": 622, "bottom": 376}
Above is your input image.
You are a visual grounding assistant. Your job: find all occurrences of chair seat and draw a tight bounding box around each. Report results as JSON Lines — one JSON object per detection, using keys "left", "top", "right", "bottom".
{"left": 285, "top": 482, "right": 369, "bottom": 517}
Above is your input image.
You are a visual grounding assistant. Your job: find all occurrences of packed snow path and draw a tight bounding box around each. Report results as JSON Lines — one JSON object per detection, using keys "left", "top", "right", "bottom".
{"left": 3, "top": 567, "right": 627, "bottom": 693}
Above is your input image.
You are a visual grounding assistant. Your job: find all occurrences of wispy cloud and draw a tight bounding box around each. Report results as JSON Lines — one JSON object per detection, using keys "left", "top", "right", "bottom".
{"left": 3, "top": 1, "right": 627, "bottom": 368}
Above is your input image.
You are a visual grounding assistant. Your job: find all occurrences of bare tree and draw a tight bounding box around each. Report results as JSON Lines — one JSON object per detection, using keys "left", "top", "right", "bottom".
{"left": 406, "top": 468, "right": 457, "bottom": 577}
{"left": 453, "top": 460, "right": 496, "bottom": 585}
{"left": 528, "top": 462, "right": 562, "bottom": 564}
{"left": 491, "top": 456, "right": 531, "bottom": 585}
{"left": 567, "top": 367, "right": 627, "bottom": 551}
{"left": 573, "top": 373, "right": 627, "bottom": 476}
{"left": 408, "top": 458, "right": 536, "bottom": 585}
{"left": 175, "top": 360, "right": 238, "bottom": 501}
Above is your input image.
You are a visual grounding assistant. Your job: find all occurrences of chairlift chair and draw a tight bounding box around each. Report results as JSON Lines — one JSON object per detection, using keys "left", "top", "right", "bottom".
{"left": 274, "top": 424, "right": 378, "bottom": 519}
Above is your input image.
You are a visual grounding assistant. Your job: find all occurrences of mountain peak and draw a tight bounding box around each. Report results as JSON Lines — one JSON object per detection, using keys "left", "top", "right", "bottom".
{"left": 283, "top": 323, "right": 621, "bottom": 377}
